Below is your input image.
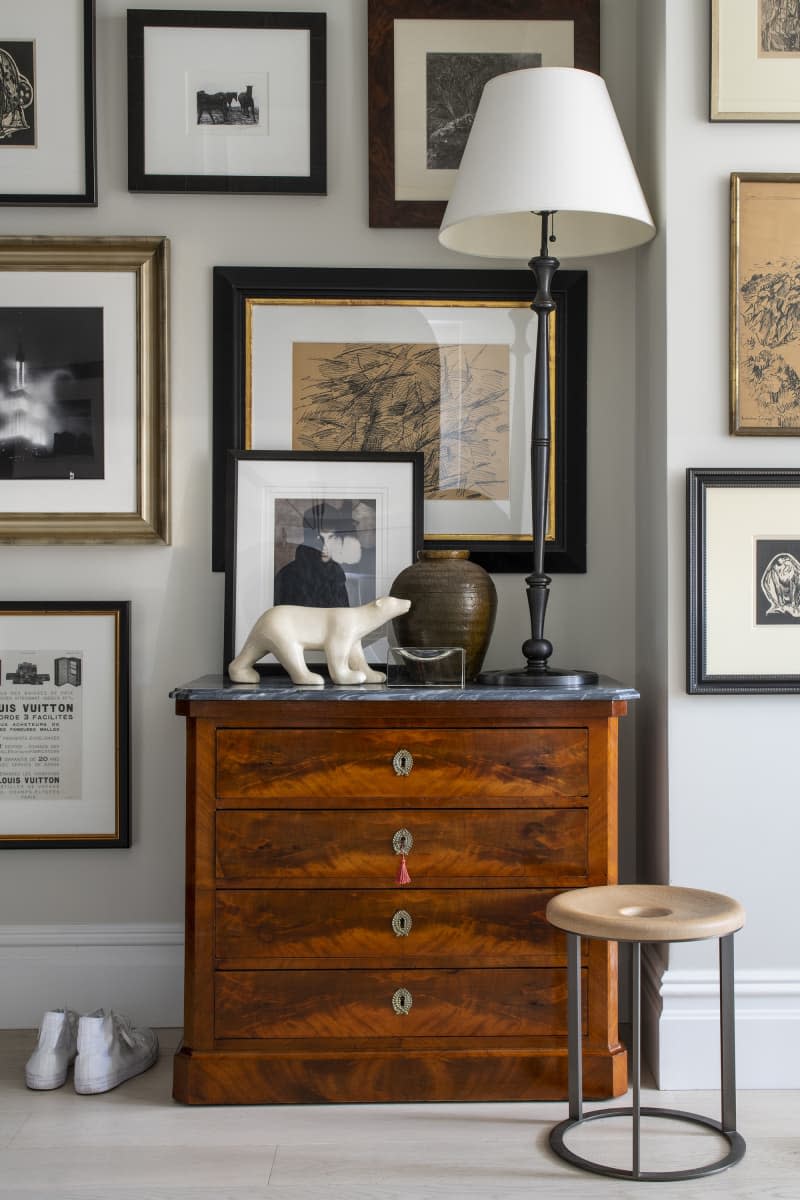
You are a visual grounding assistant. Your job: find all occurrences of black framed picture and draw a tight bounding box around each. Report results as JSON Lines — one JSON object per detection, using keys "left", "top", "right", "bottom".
{"left": 0, "top": 0, "right": 96, "bottom": 205}
{"left": 127, "top": 9, "right": 326, "bottom": 195}
{"left": 0, "top": 601, "right": 130, "bottom": 848}
{"left": 212, "top": 266, "right": 588, "bottom": 575}
{"left": 687, "top": 467, "right": 800, "bottom": 693}
{"left": 224, "top": 450, "right": 423, "bottom": 672}
{"left": 367, "top": 0, "right": 599, "bottom": 227}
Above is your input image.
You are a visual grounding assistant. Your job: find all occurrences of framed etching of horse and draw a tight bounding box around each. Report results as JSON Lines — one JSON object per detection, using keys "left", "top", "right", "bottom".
{"left": 730, "top": 174, "right": 800, "bottom": 434}
{"left": 0, "top": 0, "right": 96, "bottom": 205}
{"left": 126, "top": 10, "right": 326, "bottom": 195}
{"left": 687, "top": 468, "right": 800, "bottom": 693}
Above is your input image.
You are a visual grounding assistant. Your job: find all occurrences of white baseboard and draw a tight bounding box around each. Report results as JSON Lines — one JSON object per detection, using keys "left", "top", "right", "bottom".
{"left": 0, "top": 924, "right": 184, "bottom": 1029}
{"left": 643, "top": 952, "right": 800, "bottom": 1089}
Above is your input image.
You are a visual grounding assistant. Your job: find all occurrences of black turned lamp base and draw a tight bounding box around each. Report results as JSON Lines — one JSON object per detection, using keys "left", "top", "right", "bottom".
{"left": 477, "top": 665, "right": 599, "bottom": 688}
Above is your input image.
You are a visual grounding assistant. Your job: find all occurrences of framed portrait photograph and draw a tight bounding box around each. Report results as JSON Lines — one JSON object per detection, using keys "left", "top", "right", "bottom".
{"left": 368, "top": 0, "right": 599, "bottom": 227}
{"left": 0, "top": 601, "right": 130, "bottom": 847}
{"left": 687, "top": 468, "right": 800, "bottom": 693}
{"left": 730, "top": 174, "right": 800, "bottom": 434}
{"left": 212, "top": 265, "right": 588, "bottom": 575}
{"left": 0, "top": 0, "right": 96, "bottom": 205}
{"left": 224, "top": 451, "right": 423, "bottom": 672}
{"left": 711, "top": 0, "right": 800, "bottom": 120}
{"left": 127, "top": 9, "right": 326, "bottom": 194}
{"left": 0, "top": 236, "right": 169, "bottom": 544}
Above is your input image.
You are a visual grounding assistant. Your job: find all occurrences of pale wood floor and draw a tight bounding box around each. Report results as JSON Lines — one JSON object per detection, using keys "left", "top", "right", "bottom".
{"left": 0, "top": 1028, "right": 797, "bottom": 1199}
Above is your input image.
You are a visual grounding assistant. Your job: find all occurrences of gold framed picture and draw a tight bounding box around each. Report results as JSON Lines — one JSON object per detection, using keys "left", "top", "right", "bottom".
{"left": 730, "top": 173, "right": 800, "bottom": 434}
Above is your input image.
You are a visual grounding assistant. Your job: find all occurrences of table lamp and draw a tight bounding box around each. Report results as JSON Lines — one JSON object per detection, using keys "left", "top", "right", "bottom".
{"left": 439, "top": 67, "right": 655, "bottom": 687}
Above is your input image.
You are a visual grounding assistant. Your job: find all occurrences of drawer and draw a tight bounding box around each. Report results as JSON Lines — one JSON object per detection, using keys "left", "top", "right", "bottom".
{"left": 215, "top": 808, "right": 588, "bottom": 885}
{"left": 215, "top": 968, "right": 585, "bottom": 1039}
{"left": 215, "top": 888, "right": 567, "bottom": 964}
{"left": 216, "top": 727, "right": 588, "bottom": 803}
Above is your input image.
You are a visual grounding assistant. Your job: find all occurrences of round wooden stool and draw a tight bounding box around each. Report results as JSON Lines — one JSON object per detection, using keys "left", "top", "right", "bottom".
{"left": 546, "top": 884, "right": 746, "bottom": 1182}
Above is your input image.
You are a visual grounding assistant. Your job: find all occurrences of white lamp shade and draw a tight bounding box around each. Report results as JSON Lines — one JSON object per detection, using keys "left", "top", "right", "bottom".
{"left": 439, "top": 67, "right": 655, "bottom": 260}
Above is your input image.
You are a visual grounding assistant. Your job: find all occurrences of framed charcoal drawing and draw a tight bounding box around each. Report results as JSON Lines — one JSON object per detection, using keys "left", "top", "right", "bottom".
{"left": 212, "top": 265, "right": 588, "bottom": 575}
{"left": 0, "top": 236, "right": 169, "bottom": 544}
{"left": 224, "top": 451, "right": 423, "bottom": 672}
{"left": 712, "top": 0, "right": 800, "bottom": 120}
{"left": 687, "top": 468, "right": 800, "bottom": 693}
{"left": 0, "top": 0, "right": 96, "bottom": 205}
{"left": 0, "top": 601, "right": 130, "bottom": 847}
{"left": 127, "top": 9, "right": 326, "bottom": 194}
{"left": 730, "top": 174, "right": 800, "bottom": 433}
{"left": 368, "top": 0, "right": 599, "bottom": 227}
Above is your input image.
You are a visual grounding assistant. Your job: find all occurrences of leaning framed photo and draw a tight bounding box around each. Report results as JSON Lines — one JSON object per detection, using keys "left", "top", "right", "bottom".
{"left": 0, "top": 601, "right": 130, "bottom": 847}
{"left": 212, "top": 265, "right": 587, "bottom": 575}
{"left": 224, "top": 451, "right": 423, "bottom": 671}
{"left": 0, "top": 0, "right": 96, "bottom": 205}
{"left": 687, "top": 468, "right": 800, "bottom": 693}
{"left": 711, "top": 0, "right": 800, "bottom": 121}
{"left": 730, "top": 173, "right": 800, "bottom": 434}
{"left": 368, "top": 0, "right": 599, "bottom": 227}
{"left": 0, "top": 236, "right": 169, "bottom": 544}
{"left": 127, "top": 9, "right": 326, "bottom": 194}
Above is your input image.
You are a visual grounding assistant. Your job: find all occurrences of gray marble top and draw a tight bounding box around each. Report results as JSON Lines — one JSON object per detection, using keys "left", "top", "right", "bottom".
{"left": 171, "top": 674, "right": 639, "bottom": 703}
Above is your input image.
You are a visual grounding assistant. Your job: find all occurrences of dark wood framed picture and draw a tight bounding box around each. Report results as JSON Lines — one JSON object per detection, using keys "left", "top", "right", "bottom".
{"left": 212, "top": 265, "right": 588, "bottom": 575}
{"left": 0, "top": 0, "right": 96, "bottom": 205}
{"left": 368, "top": 0, "right": 599, "bottom": 228}
{"left": 127, "top": 9, "right": 326, "bottom": 195}
{"left": 712, "top": 0, "right": 800, "bottom": 121}
{"left": 0, "top": 236, "right": 170, "bottom": 544}
{"left": 224, "top": 450, "right": 423, "bottom": 672}
{"left": 687, "top": 468, "right": 800, "bottom": 693}
{"left": 730, "top": 173, "right": 800, "bottom": 434}
{"left": 0, "top": 601, "right": 130, "bottom": 847}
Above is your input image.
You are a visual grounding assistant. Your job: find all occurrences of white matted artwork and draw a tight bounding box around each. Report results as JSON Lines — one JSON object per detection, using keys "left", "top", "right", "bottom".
{"left": 712, "top": 0, "right": 800, "bottom": 119}
{"left": 0, "top": 237, "right": 169, "bottom": 544}
{"left": 248, "top": 299, "right": 553, "bottom": 544}
{"left": 127, "top": 11, "right": 326, "bottom": 194}
{"left": 687, "top": 468, "right": 800, "bottom": 692}
{"left": 224, "top": 452, "right": 422, "bottom": 671}
{"left": 393, "top": 18, "right": 574, "bottom": 202}
{"left": 0, "top": 0, "right": 95, "bottom": 204}
{"left": 0, "top": 602, "right": 130, "bottom": 847}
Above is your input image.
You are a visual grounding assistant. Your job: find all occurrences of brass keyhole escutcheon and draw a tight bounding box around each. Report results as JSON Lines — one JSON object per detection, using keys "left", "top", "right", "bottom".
{"left": 392, "top": 987, "right": 413, "bottom": 1015}
{"left": 392, "top": 909, "right": 412, "bottom": 937}
{"left": 392, "top": 749, "right": 413, "bottom": 776}
{"left": 392, "top": 828, "right": 413, "bottom": 855}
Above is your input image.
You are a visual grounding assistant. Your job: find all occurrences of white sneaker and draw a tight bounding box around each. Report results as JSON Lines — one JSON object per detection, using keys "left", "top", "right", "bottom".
{"left": 73, "top": 1010, "right": 159, "bottom": 1095}
{"left": 25, "top": 1008, "right": 79, "bottom": 1089}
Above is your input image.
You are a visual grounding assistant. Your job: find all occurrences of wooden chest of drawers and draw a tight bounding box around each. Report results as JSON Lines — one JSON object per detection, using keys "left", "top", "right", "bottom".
{"left": 171, "top": 679, "right": 633, "bottom": 1105}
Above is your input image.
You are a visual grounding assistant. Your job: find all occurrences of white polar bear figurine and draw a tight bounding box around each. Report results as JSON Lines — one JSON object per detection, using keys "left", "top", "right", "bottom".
{"left": 228, "top": 595, "right": 412, "bottom": 687}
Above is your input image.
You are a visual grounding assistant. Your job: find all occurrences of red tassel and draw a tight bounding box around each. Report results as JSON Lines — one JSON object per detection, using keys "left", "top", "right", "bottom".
{"left": 396, "top": 853, "right": 411, "bottom": 886}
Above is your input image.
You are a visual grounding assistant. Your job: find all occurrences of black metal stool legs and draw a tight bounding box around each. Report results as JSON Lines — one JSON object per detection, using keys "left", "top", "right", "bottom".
{"left": 549, "top": 932, "right": 747, "bottom": 1181}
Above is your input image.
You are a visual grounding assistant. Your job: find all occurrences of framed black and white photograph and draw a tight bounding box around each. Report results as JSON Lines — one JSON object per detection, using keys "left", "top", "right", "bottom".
{"left": 687, "top": 468, "right": 800, "bottom": 693}
{"left": 0, "top": 601, "right": 130, "bottom": 848}
{"left": 127, "top": 9, "right": 326, "bottom": 194}
{"left": 212, "top": 265, "right": 588, "bottom": 575}
{"left": 711, "top": 0, "right": 800, "bottom": 120}
{"left": 0, "top": 237, "right": 169, "bottom": 544}
{"left": 0, "top": 0, "right": 96, "bottom": 205}
{"left": 224, "top": 451, "right": 423, "bottom": 671}
{"left": 368, "top": 0, "right": 599, "bottom": 227}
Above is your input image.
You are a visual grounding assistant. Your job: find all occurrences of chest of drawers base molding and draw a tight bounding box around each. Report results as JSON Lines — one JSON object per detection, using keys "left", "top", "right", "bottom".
{"left": 172, "top": 680, "right": 635, "bottom": 1106}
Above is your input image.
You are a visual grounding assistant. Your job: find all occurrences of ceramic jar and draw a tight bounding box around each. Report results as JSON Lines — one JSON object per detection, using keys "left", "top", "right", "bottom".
{"left": 390, "top": 550, "right": 498, "bottom": 681}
